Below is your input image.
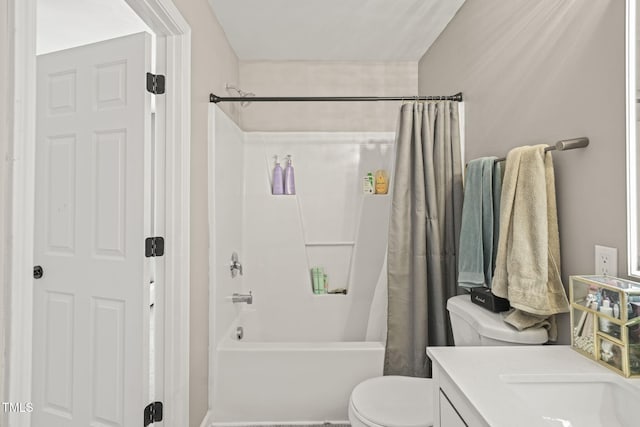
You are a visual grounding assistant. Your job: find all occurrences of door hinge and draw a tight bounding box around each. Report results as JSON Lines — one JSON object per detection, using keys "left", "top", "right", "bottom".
{"left": 145, "top": 237, "right": 165, "bottom": 257}
{"left": 143, "top": 401, "right": 163, "bottom": 426}
{"left": 33, "top": 265, "right": 43, "bottom": 279}
{"left": 146, "top": 72, "right": 165, "bottom": 95}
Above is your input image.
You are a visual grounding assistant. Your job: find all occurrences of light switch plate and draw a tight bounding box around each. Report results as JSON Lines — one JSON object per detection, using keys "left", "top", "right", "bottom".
{"left": 595, "top": 245, "right": 618, "bottom": 276}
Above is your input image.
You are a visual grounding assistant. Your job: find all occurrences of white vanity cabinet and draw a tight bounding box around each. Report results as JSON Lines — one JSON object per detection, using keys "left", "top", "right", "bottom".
{"left": 428, "top": 346, "right": 640, "bottom": 427}
{"left": 431, "top": 359, "right": 488, "bottom": 427}
{"left": 438, "top": 390, "right": 467, "bottom": 427}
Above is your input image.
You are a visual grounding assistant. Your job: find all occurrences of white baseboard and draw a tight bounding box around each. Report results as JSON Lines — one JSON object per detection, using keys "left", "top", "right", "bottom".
{"left": 198, "top": 409, "right": 350, "bottom": 427}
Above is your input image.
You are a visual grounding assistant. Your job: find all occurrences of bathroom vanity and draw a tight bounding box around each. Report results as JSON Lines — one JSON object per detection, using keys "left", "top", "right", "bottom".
{"left": 428, "top": 346, "right": 640, "bottom": 427}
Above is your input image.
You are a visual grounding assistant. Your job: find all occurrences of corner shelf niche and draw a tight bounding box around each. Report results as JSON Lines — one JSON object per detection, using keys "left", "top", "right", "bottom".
{"left": 304, "top": 242, "right": 354, "bottom": 295}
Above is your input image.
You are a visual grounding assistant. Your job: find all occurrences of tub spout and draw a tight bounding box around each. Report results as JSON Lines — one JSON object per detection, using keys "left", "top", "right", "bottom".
{"left": 231, "top": 291, "right": 253, "bottom": 304}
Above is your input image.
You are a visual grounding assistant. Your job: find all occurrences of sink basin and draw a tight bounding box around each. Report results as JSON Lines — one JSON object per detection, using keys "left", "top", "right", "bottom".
{"left": 500, "top": 373, "right": 640, "bottom": 427}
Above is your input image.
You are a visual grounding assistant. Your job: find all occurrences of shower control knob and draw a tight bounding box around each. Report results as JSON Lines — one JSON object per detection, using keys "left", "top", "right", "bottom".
{"left": 230, "top": 251, "right": 243, "bottom": 277}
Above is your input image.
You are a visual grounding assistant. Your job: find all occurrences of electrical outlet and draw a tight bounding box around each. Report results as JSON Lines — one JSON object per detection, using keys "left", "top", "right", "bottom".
{"left": 595, "top": 245, "right": 618, "bottom": 276}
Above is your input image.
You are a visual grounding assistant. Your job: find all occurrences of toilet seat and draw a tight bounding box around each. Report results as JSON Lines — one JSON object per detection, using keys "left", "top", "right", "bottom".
{"left": 349, "top": 376, "right": 434, "bottom": 427}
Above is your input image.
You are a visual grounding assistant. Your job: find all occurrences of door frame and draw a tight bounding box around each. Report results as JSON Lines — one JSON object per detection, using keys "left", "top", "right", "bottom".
{"left": 5, "top": 1, "right": 191, "bottom": 426}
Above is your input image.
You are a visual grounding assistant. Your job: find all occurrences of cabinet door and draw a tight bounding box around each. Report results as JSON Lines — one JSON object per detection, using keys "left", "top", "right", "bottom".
{"left": 439, "top": 390, "right": 467, "bottom": 427}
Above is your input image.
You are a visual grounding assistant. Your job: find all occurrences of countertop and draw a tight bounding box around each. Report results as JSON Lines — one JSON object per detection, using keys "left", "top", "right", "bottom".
{"left": 427, "top": 345, "right": 640, "bottom": 427}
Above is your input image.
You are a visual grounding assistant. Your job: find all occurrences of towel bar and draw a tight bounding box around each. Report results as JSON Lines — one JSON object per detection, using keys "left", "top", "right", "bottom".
{"left": 494, "top": 137, "right": 589, "bottom": 163}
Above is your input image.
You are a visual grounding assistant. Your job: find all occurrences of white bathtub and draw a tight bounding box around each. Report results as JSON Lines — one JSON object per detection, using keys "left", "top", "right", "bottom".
{"left": 211, "top": 310, "right": 385, "bottom": 424}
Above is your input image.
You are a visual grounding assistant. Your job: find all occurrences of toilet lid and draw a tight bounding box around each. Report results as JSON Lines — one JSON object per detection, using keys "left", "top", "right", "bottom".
{"left": 447, "top": 295, "right": 548, "bottom": 344}
{"left": 350, "top": 376, "right": 433, "bottom": 427}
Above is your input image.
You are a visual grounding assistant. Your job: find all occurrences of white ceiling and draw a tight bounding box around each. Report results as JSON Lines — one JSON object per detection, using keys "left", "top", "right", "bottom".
{"left": 208, "top": 0, "right": 465, "bottom": 61}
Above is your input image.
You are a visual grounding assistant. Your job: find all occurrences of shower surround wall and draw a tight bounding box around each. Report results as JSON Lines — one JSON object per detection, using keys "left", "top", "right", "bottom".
{"left": 242, "top": 132, "right": 395, "bottom": 339}
{"left": 208, "top": 105, "right": 395, "bottom": 423}
{"left": 208, "top": 107, "right": 245, "bottom": 353}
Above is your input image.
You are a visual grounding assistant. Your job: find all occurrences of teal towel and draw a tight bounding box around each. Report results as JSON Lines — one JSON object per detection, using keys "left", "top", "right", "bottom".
{"left": 458, "top": 157, "right": 498, "bottom": 288}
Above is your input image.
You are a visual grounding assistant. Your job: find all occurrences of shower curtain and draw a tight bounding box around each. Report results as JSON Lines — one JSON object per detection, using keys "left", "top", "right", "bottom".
{"left": 384, "top": 101, "right": 463, "bottom": 377}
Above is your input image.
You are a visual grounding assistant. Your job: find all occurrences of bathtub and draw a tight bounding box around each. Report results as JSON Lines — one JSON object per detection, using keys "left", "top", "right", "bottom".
{"left": 211, "top": 310, "right": 385, "bottom": 424}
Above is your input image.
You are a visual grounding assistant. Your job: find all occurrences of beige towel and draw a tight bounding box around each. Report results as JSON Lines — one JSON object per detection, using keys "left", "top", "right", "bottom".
{"left": 491, "top": 145, "right": 569, "bottom": 341}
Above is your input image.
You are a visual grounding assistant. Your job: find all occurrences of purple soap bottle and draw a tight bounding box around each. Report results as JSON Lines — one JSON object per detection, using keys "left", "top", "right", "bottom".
{"left": 284, "top": 154, "right": 296, "bottom": 195}
{"left": 272, "top": 156, "right": 284, "bottom": 195}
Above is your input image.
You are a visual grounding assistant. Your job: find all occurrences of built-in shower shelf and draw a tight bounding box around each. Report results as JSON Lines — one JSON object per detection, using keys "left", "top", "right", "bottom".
{"left": 305, "top": 241, "right": 355, "bottom": 246}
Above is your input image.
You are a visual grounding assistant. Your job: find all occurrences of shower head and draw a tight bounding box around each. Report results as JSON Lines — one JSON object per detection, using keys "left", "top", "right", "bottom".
{"left": 225, "top": 84, "right": 255, "bottom": 107}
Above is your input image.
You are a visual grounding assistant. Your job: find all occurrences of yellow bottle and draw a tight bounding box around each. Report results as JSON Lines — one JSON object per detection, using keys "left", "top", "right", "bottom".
{"left": 375, "top": 170, "right": 389, "bottom": 194}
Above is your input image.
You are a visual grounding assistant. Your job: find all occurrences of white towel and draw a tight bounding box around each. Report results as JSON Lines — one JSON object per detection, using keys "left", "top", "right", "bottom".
{"left": 491, "top": 145, "right": 569, "bottom": 341}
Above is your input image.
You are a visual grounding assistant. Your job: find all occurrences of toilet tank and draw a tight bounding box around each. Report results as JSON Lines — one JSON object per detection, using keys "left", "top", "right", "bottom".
{"left": 447, "top": 294, "right": 548, "bottom": 346}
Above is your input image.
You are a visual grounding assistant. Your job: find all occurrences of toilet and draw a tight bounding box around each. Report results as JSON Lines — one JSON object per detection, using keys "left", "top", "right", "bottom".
{"left": 348, "top": 294, "right": 548, "bottom": 427}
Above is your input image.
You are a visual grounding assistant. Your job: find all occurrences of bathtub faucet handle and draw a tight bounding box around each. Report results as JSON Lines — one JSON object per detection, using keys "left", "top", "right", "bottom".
{"left": 231, "top": 291, "right": 252, "bottom": 304}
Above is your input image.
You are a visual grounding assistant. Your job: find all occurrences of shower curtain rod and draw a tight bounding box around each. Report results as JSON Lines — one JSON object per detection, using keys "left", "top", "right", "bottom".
{"left": 209, "top": 92, "right": 463, "bottom": 103}
{"left": 494, "top": 137, "right": 590, "bottom": 163}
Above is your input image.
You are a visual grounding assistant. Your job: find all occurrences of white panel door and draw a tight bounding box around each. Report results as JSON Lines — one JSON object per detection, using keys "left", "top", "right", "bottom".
{"left": 33, "top": 32, "right": 152, "bottom": 427}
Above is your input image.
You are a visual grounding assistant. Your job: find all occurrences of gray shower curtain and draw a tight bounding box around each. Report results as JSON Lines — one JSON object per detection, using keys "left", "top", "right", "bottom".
{"left": 383, "top": 101, "right": 463, "bottom": 377}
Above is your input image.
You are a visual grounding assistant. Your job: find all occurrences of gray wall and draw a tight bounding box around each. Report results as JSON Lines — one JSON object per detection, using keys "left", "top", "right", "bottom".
{"left": 170, "top": 1, "right": 240, "bottom": 425}
{"left": 239, "top": 61, "right": 417, "bottom": 131}
{"left": 419, "top": 0, "right": 626, "bottom": 344}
